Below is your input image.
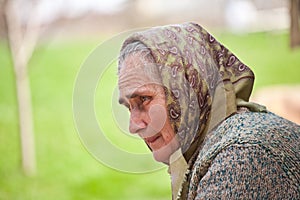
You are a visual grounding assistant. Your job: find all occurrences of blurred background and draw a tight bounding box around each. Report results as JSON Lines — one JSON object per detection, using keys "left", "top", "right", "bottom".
{"left": 0, "top": 0, "right": 299, "bottom": 199}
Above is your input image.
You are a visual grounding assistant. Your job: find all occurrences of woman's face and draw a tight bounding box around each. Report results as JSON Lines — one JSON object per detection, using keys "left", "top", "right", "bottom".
{"left": 118, "top": 54, "right": 179, "bottom": 164}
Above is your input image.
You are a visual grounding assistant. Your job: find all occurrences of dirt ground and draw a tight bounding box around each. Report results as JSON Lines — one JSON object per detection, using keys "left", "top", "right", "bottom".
{"left": 251, "top": 85, "right": 300, "bottom": 125}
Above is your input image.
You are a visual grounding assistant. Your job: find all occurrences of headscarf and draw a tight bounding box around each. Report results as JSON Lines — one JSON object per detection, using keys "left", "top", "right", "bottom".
{"left": 119, "top": 22, "right": 266, "bottom": 199}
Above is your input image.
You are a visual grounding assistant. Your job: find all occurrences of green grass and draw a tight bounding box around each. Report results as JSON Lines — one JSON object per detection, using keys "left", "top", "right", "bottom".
{"left": 216, "top": 30, "right": 300, "bottom": 91}
{"left": 0, "top": 31, "right": 300, "bottom": 200}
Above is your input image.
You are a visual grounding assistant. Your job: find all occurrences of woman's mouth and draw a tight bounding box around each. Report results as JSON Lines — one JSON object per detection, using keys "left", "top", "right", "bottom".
{"left": 145, "top": 134, "right": 161, "bottom": 145}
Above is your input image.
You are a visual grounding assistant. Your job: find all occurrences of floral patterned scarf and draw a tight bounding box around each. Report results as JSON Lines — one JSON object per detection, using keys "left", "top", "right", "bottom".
{"left": 120, "top": 22, "right": 265, "bottom": 199}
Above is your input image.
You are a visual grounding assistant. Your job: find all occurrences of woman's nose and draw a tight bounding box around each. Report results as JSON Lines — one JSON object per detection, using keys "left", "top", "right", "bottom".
{"left": 129, "top": 109, "right": 147, "bottom": 133}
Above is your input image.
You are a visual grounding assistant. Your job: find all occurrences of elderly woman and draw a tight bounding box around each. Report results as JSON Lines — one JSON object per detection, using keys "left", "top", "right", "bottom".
{"left": 117, "top": 22, "right": 300, "bottom": 199}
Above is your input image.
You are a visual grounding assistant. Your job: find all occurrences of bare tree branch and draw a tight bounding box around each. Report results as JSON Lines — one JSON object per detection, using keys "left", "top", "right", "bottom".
{"left": 23, "top": 0, "right": 41, "bottom": 62}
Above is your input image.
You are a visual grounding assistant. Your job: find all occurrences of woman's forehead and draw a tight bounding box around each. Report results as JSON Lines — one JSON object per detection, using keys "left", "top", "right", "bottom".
{"left": 119, "top": 53, "right": 161, "bottom": 82}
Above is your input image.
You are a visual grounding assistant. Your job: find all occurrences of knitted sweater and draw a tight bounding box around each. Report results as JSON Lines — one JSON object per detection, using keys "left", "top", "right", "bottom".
{"left": 184, "top": 111, "right": 300, "bottom": 199}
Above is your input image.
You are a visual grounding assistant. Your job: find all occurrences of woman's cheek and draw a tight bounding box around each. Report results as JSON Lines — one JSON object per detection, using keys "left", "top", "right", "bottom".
{"left": 148, "top": 104, "right": 167, "bottom": 134}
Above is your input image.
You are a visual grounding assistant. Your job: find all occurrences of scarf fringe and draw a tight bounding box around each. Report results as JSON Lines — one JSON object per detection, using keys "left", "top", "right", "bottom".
{"left": 175, "top": 168, "right": 190, "bottom": 200}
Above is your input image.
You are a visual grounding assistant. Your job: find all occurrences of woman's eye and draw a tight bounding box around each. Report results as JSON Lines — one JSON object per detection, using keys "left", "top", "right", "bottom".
{"left": 140, "top": 96, "right": 151, "bottom": 103}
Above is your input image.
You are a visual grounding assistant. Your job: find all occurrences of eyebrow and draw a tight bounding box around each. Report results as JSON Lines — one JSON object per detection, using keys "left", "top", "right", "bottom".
{"left": 118, "top": 87, "right": 154, "bottom": 105}
{"left": 118, "top": 93, "right": 139, "bottom": 105}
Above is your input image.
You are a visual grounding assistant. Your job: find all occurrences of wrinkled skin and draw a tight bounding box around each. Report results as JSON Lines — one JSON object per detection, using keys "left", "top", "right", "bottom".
{"left": 118, "top": 54, "right": 179, "bottom": 164}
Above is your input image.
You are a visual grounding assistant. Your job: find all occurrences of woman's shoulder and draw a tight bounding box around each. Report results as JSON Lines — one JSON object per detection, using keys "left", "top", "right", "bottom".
{"left": 191, "top": 111, "right": 300, "bottom": 183}
{"left": 225, "top": 110, "right": 300, "bottom": 132}
{"left": 187, "top": 111, "right": 300, "bottom": 198}
{"left": 219, "top": 111, "right": 300, "bottom": 146}
{"left": 189, "top": 142, "right": 300, "bottom": 199}
{"left": 198, "top": 111, "right": 299, "bottom": 160}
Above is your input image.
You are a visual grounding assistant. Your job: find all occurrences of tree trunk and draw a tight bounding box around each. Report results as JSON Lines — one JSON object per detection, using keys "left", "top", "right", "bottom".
{"left": 290, "top": 0, "right": 300, "bottom": 49}
{"left": 4, "top": 0, "right": 36, "bottom": 176}
{"left": 15, "top": 65, "right": 36, "bottom": 176}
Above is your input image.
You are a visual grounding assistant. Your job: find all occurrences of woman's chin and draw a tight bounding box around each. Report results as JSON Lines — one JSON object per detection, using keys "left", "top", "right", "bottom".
{"left": 152, "top": 142, "right": 179, "bottom": 164}
{"left": 152, "top": 150, "right": 171, "bottom": 164}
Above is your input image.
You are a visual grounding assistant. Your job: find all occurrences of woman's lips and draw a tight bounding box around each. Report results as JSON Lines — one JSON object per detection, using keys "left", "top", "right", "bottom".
{"left": 145, "top": 134, "right": 161, "bottom": 145}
